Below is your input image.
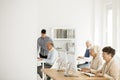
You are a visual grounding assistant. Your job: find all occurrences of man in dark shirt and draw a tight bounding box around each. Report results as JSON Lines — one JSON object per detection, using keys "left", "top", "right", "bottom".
{"left": 77, "top": 40, "right": 92, "bottom": 68}
{"left": 37, "top": 29, "right": 53, "bottom": 59}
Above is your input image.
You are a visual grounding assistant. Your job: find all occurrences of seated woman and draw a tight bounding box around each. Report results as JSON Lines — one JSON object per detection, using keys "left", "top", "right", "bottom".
{"left": 81, "top": 45, "right": 103, "bottom": 73}
{"left": 95, "top": 46, "right": 119, "bottom": 80}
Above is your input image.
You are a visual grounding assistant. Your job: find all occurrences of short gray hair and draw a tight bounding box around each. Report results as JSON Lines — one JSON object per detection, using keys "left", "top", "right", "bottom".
{"left": 86, "top": 40, "right": 92, "bottom": 44}
{"left": 90, "top": 45, "right": 101, "bottom": 55}
{"left": 47, "top": 41, "right": 54, "bottom": 47}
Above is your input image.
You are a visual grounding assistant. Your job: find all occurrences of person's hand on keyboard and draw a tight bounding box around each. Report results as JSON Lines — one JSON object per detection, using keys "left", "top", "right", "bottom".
{"left": 81, "top": 68, "right": 91, "bottom": 73}
{"left": 95, "top": 72, "right": 103, "bottom": 77}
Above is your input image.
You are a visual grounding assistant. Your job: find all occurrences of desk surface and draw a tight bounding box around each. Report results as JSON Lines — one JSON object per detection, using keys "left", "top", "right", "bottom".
{"left": 42, "top": 68, "right": 108, "bottom": 80}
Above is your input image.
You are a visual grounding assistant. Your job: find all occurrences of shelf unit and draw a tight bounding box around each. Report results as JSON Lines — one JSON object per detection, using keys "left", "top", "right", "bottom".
{"left": 52, "top": 27, "right": 75, "bottom": 54}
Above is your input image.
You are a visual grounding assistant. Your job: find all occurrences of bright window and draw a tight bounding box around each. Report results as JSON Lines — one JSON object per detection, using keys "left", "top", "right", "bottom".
{"left": 107, "top": 8, "right": 113, "bottom": 46}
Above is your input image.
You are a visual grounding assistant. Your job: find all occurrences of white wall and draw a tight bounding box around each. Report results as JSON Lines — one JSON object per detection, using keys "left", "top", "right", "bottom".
{"left": 113, "top": 0, "right": 120, "bottom": 57}
{"left": 0, "top": 0, "right": 38, "bottom": 80}
{"left": 92, "top": 0, "right": 104, "bottom": 46}
{"left": 92, "top": 0, "right": 120, "bottom": 57}
{"left": 0, "top": 0, "right": 103, "bottom": 80}
{"left": 38, "top": 0, "right": 94, "bottom": 57}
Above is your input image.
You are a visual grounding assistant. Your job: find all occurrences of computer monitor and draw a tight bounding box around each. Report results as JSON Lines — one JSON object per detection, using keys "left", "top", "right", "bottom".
{"left": 56, "top": 52, "right": 78, "bottom": 77}
{"left": 64, "top": 54, "right": 78, "bottom": 77}
{"left": 56, "top": 51, "right": 67, "bottom": 71}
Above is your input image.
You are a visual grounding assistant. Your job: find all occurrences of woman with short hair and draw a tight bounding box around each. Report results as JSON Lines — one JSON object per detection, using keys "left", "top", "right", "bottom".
{"left": 81, "top": 45, "right": 103, "bottom": 73}
{"left": 95, "top": 46, "right": 119, "bottom": 80}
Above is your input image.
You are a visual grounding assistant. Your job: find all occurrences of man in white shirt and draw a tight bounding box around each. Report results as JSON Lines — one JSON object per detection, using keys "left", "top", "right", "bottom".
{"left": 37, "top": 41, "right": 58, "bottom": 80}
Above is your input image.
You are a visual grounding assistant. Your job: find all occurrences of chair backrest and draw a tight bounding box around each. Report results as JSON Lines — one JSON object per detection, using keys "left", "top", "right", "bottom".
{"left": 51, "top": 51, "right": 67, "bottom": 69}
{"left": 51, "top": 56, "right": 58, "bottom": 69}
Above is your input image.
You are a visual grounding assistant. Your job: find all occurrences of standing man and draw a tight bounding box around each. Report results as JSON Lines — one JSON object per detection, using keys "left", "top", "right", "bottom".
{"left": 37, "top": 29, "right": 53, "bottom": 59}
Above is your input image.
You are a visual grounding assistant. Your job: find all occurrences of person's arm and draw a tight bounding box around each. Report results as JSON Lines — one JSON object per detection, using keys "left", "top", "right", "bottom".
{"left": 96, "top": 63, "right": 119, "bottom": 80}
{"left": 95, "top": 68, "right": 103, "bottom": 77}
{"left": 44, "top": 50, "right": 58, "bottom": 65}
{"left": 90, "top": 64, "right": 102, "bottom": 74}
{"left": 81, "top": 68, "right": 91, "bottom": 73}
{"left": 77, "top": 48, "right": 89, "bottom": 60}
{"left": 91, "top": 57, "right": 103, "bottom": 73}
{"left": 37, "top": 38, "right": 40, "bottom": 58}
{"left": 103, "top": 64, "right": 119, "bottom": 80}
{"left": 92, "top": 60, "right": 104, "bottom": 74}
{"left": 97, "top": 58, "right": 104, "bottom": 70}
{"left": 77, "top": 56, "right": 84, "bottom": 60}
{"left": 84, "top": 56, "right": 92, "bottom": 62}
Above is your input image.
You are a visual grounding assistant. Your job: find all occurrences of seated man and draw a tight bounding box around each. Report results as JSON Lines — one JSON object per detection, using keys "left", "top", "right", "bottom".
{"left": 37, "top": 41, "right": 58, "bottom": 80}
{"left": 77, "top": 40, "right": 92, "bottom": 68}
{"left": 95, "top": 46, "right": 119, "bottom": 80}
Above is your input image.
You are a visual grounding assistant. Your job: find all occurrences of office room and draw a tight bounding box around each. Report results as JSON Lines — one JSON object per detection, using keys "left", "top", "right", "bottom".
{"left": 0, "top": 0, "right": 120, "bottom": 80}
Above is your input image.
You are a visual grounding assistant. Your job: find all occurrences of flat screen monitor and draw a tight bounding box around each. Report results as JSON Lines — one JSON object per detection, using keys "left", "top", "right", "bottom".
{"left": 64, "top": 54, "right": 78, "bottom": 77}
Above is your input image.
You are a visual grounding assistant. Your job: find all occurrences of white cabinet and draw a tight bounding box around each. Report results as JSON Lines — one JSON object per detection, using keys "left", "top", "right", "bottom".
{"left": 52, "top": 27, "right": 75, "bottom": 54}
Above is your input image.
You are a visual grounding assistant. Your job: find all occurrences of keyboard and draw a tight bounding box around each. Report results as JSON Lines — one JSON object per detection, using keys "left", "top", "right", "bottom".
{"left": 81, "top": 72, "right": 95, "bottom": 77}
